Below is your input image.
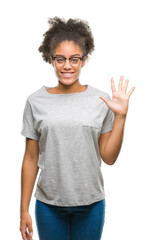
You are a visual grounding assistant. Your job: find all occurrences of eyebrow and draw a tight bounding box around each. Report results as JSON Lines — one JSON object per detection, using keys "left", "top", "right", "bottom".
{"left": 55, "top": 54, "right": 81, "bottom": 57}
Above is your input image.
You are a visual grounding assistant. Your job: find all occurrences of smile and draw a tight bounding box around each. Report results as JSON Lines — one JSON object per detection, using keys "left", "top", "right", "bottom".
{"left": 61, "top": 72, "right": 74, "bottom": 77}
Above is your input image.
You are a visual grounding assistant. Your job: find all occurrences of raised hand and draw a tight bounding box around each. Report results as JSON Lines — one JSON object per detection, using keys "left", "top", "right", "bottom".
{"left": 100, "top": 76, "right": 135, "bottom": 117}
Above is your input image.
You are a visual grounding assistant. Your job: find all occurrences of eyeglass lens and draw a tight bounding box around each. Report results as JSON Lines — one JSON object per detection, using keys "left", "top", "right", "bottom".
{"left": 54, "top": 57, "right": 82, "bottom": 66}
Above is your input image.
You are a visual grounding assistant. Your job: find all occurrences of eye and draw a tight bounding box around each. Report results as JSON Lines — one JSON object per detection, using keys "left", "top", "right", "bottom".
{"left": 56, "top": 57, "right": 65, "bottom": 63}
{"left": 70, "top": 57, "right": 79, "bottom": 63}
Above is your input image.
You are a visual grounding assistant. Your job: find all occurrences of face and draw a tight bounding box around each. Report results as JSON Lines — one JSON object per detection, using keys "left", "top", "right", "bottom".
{"left": 51, "top": 40, "right": 86, "bottom": 86}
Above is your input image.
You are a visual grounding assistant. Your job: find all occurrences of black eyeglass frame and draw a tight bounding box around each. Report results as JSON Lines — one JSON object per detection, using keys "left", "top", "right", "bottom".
{"left": 50, "top": 56, "right": 85, "bottom": 62}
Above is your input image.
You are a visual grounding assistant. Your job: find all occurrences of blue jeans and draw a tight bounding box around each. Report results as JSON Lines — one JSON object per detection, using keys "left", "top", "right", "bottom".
{"left": 35, "top": 198, "right": 106, "bottom": 240}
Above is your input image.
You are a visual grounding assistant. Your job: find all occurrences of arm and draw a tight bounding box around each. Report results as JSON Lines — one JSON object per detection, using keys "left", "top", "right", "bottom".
{"left": 99, "top": 76, "right": 135, "bottom": 165}
{"left": 98, "top": 114, "right": 126, "bottom": 165}
{"left": 20, "top": 138, "right": 39, "bottom": 215}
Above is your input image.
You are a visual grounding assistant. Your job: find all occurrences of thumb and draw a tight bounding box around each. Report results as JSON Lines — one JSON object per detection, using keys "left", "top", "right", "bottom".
{"left": 99, "top": 96, "right": 110, "bottom": 106}
{"left": 27, "top": 220, "right": 33, "bottom": 237}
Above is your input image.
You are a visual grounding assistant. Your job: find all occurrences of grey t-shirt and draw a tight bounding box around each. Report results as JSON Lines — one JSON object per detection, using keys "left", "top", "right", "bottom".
{"left": 20, "top": 84, "right": 114, "bottom": 206}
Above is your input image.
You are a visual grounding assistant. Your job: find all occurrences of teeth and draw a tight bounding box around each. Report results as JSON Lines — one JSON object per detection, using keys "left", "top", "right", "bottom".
{"left": 62, "top": 73, "right": 73, "bottom": 75}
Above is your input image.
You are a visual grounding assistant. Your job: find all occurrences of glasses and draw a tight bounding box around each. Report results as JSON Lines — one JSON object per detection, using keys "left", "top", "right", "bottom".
{"left": 51, "top": 56, "right": 85, "bottom": 66}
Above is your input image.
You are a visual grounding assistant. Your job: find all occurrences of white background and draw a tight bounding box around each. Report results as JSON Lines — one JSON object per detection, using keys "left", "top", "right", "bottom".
{"left": 0, "top": 0, "right": 155, "bottom": 239}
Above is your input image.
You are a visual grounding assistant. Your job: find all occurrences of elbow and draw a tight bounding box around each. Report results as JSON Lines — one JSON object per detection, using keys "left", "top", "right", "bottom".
{"left": 101, "top": 156, "right": 116, "bottom": 165}
{"left": 108, "top": 160, "right": 116, "bottom": 166}
{"left": 105, "top": 160, "right": 116, "bottom": 166}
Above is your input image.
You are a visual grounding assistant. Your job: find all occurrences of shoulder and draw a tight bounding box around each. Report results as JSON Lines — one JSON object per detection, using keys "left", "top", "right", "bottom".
{"left": 26, "top": 86, "right": 43, "bottom": 105}
{"left": 89, "top": 85, "right": 111, "bottom": 99}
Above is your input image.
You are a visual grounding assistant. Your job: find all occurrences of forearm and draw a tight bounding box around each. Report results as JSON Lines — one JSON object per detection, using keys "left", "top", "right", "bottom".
{"left": 102, "top": 114, "right": 127, "bottom": 165}
{"left": 20, "top": 157, "right": 39, "bottom": 215}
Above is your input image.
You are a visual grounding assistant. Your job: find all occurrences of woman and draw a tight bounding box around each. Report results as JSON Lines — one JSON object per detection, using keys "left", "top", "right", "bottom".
{"left": 19, "top": 17, "right": 135, "bottom": 240}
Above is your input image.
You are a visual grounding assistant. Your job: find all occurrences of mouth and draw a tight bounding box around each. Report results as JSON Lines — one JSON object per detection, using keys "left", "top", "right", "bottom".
{"left": 61, "top": 72, "right": 74, "bottom": 78}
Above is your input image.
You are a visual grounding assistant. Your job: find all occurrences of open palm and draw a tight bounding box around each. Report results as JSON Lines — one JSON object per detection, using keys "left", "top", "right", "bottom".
{"left": 100, "top": 76, "right": 135, "bottom": 117}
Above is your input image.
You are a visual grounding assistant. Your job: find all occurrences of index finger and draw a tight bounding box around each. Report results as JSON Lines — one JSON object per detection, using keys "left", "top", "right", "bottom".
{"left": 21, "top": 227, "right": 29, "bottom": 240}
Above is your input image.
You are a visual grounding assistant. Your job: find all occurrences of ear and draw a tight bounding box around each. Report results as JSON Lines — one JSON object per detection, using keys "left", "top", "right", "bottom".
{"left": 81, "top": 56, "right": 87, "bottom": 68}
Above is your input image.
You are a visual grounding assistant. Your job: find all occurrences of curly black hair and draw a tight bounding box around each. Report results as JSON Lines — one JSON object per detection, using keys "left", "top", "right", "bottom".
{"left": 38, "top": 16, "right": 95, "bottom": 64}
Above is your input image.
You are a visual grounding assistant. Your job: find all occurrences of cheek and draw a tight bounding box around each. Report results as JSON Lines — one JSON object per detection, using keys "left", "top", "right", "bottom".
{"left": 53, "top": 66, "right": 60, "bottom": 74}
{"left": 75, "top": 66, "right": 81, "bottom": 73}
{"left": 76, "top": 70, "right": 81, "bottom": 76}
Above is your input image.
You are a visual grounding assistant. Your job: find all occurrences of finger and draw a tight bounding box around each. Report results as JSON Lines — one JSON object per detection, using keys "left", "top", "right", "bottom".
{"left": 100, "top": 96, "right": 110, "bottom": 106}
{"left": 127, "top": 86, "right": 136, "bottom": 97}
{"left": 27, "top": 224, "right": 33, "bottom": 239}
{"left": 28, "top": 226, "right": 33, "bottom": 236}
{"left": 111, "top": 77, "right": 116, "bottom": 93}
{"left": 21, "top": 228, "right": 28, "bottom": 240}
{"left": 122, "top": 79, "right": 129, "bottom": 93}
{"left": 20, "top": 225, "right": 32, "bottom": 240}
{"left": 118, "top": 75, "right": 124, "bottom": 91}
{"left": 26, "top": 231, "right": 33, "bottom": 240}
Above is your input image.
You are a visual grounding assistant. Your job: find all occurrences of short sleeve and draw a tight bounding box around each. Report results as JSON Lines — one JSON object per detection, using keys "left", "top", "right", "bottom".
{"left": 20, "top": 98, "right": 40, "bottom": 141}
{"left": 100, "top": 95, "right": 114, "bottom": 134}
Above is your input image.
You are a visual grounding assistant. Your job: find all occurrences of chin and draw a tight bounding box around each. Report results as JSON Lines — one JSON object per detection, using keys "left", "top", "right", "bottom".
{"left": 58, "top": 77, "right": 78, "bottom": 85}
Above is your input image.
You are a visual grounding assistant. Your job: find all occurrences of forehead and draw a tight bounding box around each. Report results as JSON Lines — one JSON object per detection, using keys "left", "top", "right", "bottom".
{"left": 53, "top": 41, "right": 82, "bottom": 56}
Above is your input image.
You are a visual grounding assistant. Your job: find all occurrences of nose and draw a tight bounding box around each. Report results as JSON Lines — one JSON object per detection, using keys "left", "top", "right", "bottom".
{"left": 63, "top": 59, "right": 72, "bottom": 69}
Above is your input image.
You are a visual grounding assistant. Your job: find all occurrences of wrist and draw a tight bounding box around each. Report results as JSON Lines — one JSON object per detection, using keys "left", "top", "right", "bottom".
{"left": 20, "top": 206, "right": 29, "bottom": 215}
{"left": 20, "top": 210, "right": 29, "bottom": 217}
{"left": 114, "top": 113, "right": 127, "bottom": 120}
